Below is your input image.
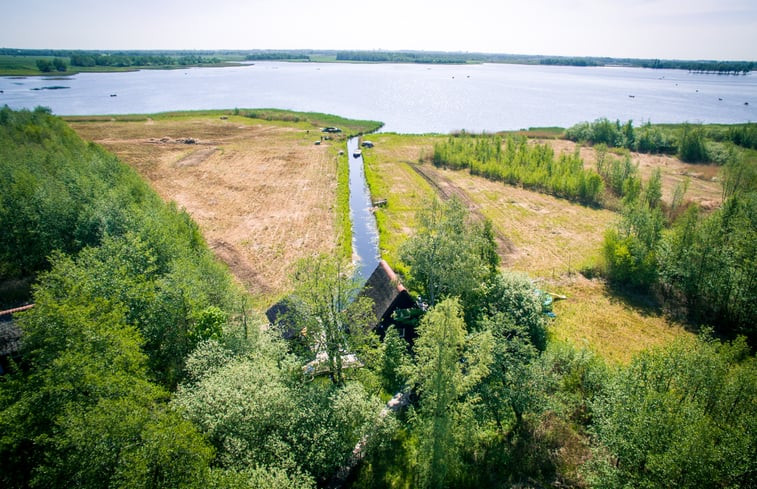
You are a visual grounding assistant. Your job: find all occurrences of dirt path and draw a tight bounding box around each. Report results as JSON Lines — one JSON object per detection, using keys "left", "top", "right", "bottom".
{"left": 409, "top": 163, "right": 516, "bottom": 256}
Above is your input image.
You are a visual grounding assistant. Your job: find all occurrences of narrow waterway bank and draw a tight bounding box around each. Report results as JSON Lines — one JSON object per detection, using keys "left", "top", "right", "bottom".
{"left": 347, "top": 137, "right": 380, "bottom": 281}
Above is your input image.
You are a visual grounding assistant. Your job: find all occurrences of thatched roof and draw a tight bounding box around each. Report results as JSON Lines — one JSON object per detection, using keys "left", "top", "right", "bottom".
{"left": 359, "top": 260, "right": 414, "bottom": 324}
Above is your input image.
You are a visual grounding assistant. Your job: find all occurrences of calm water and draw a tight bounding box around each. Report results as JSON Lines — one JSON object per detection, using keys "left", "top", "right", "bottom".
{"left": 347, "top": 137, "right": 380, "bottom": 281}
{"left": 1, "top": 62, "right": 755, "bottom": 133}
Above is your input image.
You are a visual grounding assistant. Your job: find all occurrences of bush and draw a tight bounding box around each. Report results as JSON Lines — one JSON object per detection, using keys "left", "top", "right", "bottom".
{"left": 678, "top": 123, "right": 708, "bottom": 162}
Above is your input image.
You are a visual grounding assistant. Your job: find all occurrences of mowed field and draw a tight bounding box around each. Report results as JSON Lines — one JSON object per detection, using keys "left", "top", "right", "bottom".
{"left": 68, "top": 111, "right": 371, "bottom": 307}
{"left": 361, "top": 133, "right": 721, "bottom": 363}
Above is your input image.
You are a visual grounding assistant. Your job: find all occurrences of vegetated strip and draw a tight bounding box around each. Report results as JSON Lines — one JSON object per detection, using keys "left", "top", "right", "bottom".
{"left": 335, "top": 149, "right": 352, "bottom": 260}
{"left": 433, "top": 134, "right": 604, "bottom": 205}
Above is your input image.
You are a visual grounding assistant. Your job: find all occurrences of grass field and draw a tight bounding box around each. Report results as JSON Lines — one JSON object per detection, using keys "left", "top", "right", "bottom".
{"left": 67, "top": 109, "right": 375, "bottom": 308}
{"left": 360, "top": 133, "right": 692, "bottom": 363}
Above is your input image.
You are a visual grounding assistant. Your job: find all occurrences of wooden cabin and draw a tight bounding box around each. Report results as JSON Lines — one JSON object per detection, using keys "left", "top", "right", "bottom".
{"left": 358, "top": 260, "right": 417, "bottom": 342}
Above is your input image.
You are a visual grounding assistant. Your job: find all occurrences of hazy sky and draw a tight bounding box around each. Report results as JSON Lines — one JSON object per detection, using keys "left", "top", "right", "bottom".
{"left": 2, "top": 0, "right": 756, "bottom": 60}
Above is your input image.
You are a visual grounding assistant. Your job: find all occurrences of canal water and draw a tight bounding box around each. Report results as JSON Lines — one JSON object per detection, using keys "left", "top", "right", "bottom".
{"left": 347, "top": 137, "right": 380, "bottom": 282}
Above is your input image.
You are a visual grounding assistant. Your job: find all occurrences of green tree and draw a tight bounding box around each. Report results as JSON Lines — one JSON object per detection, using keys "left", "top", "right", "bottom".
{"left": 207, "top": 467, "right": 314, "bottom": 489}
{"left": 400, "top": 197, "right": 494, "bottom": 309}
{"left": 409, "top": 298, "right": 493, "bottom": 488}
{"left": 478, "top": 271, "right": 548, "bottom": 351}
{"left": 36, "top": 59, "right": 53, "bottom": 72}
{"left": 658, "top": 194, "right": 756, "bottom": 341}
{"left": 721, "top": 149, "right": 757, "bottom": 200}
{"left": 52, "top": 57, "right": 67, "bottom": 72}
{"left": 588, "top": 335, "right": 756, "bottom": 488}
{"left": 0, "top": 270, "right": 214, "bottom": 488}
{"left": 174, "top": 340, "right": 384, "bottom": 482}
{"left": 678, "top": 123, "right": 708, "bottom": 163}
{"left": 603, "top": 178, "right": 664, "bottom": 289}
{"left": 288, "top": 254, "right": 375, "bottom": 385}
{"left": 380, "top": 326, "right": 411, "bottom": 394}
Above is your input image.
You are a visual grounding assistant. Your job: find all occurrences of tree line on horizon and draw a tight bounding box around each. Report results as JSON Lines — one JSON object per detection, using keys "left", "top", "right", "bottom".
{"left": 3, "top": 48, "right": 753, "bottom": 72}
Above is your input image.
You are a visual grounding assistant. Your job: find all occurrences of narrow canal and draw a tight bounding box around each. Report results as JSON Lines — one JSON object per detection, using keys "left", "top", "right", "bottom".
{"left": 347, "top": 137, "right": 380, "bottom": 282}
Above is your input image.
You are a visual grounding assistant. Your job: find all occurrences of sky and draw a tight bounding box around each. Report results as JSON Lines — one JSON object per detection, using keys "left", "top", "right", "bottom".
{"left": 2, "top": 0, "right": 756, "bottom": 60}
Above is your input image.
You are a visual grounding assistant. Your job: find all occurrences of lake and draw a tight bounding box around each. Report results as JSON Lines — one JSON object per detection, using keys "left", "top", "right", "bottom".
{"left": 1, "top": 62, "right": 755, "bottom": 133}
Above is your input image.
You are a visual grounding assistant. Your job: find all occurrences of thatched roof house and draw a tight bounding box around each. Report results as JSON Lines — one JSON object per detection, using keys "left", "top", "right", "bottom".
{"left": 266, "top": 261, "right": 418, "bottom": 344}
{"left": 358, "top": 260, "right": 417, "bottom": 341}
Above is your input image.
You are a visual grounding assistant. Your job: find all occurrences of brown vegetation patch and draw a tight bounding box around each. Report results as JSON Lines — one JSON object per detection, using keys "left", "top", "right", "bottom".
{"left": 70, "top": 115, "right": 339, "bottom": 306}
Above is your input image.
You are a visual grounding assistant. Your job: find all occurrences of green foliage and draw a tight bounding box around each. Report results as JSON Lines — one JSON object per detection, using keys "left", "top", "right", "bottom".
{"left": 35, "top": 58, "right": 53, "bottom": 72}
{"left": 400, "top": 197, "right": 496, "bottom": 310}
{"left": 408, "top": 298, "right": 493, "bottom": 488}
{"left": 567, "top": 119, "right": 677, "bottom": 155}
{"left": 587, "top": 335, "right": 756, "bottom": 488}
{"left": 595, "top": 146, "right": 640, "bottom": 199}
{"left": 678, "top": 123, "right": 709, "bottom": 162}
{"left": 336, "top": 51, "right": 469, "bottom": 64}
{"left": 0, "top": 107, "right": 240, "bottom": 385}
{"left": 288, "top": 254, "right": 376, "bottom": 385}
{"left": 433, "top": 134, "right": 603, "bottom": 204}
{"left": 634, "top": 122, "right": 678, "bottom": 154}
{"left": 603, "top": 175, "right": 664, "bottom": 289}
{"left": 175, "top": 340, "right": 385, "bottom": 483}
{"left": 721, "top": 149, "right": 757, "bottom": 200}
{"left": 207, "top": 466, "right": 315, "bottom": 489}
{"left": 725, "top": 122, "right": 757, "bottom": 150}
{"left": 69, "top": 52, "right": 221, "bottom": 69}
{"left": 658, "top": 194, "right": 757, "bottom": 342}
{"left": 478, "top": 271, "right": 548, "bottom": 351}
{"left": 380, "top": 326, "right": 411, "bottom": 394}
{"left": 52, "top": 57, "right": 67, "bottom": 72}
{"left": 0, "top": 277, "right": 214, "bottom": 488}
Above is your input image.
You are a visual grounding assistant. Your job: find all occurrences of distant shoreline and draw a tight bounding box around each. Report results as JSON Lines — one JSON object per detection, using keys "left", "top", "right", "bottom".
{"left": 1, "top": 48, "right": 754, "bottom": 77}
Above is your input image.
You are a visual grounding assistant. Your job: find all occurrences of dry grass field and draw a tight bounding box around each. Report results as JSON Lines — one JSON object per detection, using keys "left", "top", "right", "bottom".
{"left": 361, "top": 133, "right": 691, "bottom": 363}
{"left": 68, "top": 111, "right": 368, "bottom": 307}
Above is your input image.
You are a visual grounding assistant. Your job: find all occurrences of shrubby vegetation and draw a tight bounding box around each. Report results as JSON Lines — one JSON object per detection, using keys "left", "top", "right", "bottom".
{"left": 640, "top": 58, "right": 754, "bottom": 74}
{"left": 35, "top": 58, "right": 67, "bottom": 73}
{"left": 567, "top": 119, "right": 757, "bottom": 163}
{"left": 601, "top": 139, "right": 756, "bottom": 343}
{"left": 589, "top": 334, "right": 756, "bottom": 489}
{"left": 566, "top": 118, "right": 679, "bottom": 156}
{"left": 433, "top": 134, "right": 604, "bottom": 204}
{"left": 336, "top": 51, "right": 469, "bottom": 64}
